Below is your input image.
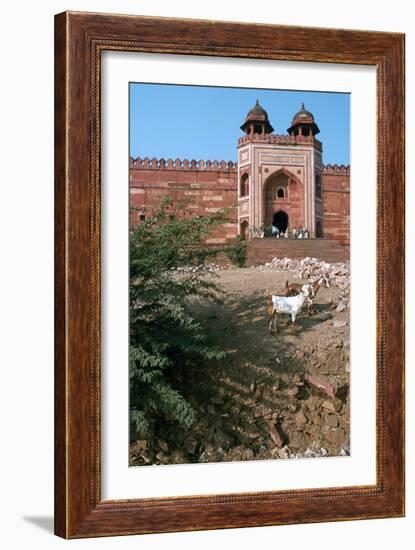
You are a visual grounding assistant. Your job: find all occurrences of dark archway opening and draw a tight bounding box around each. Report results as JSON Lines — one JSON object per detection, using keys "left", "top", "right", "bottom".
{"left": 272, "top": 210, "right": 289, "bottom": 233}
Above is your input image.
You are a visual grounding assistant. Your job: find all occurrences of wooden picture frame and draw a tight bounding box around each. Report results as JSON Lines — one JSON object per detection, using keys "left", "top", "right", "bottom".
{"left": 54, "top": 11, "right": 405, "bottom": 538}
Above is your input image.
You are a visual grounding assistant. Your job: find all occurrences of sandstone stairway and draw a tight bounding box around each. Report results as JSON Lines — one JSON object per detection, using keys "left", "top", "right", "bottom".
{"left": 245, "top": 238, "right": 349, "bottom": 266}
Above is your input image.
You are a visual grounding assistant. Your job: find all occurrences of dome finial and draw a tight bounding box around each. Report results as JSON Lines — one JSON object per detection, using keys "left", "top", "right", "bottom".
{"left": 287, "top": 103, "right": 320, "bottom": 136}
{"left": 240, "top": 100, "right": 274, "bottom": 134}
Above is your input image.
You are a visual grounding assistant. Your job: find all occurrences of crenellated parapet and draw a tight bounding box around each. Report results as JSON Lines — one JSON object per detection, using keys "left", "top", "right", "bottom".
{"left": 130, "top": 157, "right": 238, "bottom": 172}
{"left": 323, "top": 164, "right": 350, "bottom": 175}
{"left": 237, "top": 133, "right": 322, "bottom": 150}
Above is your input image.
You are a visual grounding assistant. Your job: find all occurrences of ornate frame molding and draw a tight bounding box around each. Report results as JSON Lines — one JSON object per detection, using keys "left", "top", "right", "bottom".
{"left": 55, "top": 11, "right": 405, "bottom": 538}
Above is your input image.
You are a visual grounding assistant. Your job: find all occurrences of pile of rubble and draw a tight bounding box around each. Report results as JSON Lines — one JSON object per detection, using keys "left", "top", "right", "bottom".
{"left": 131, "top": 355, "right": 351, "bottom": 468}
{"left": 172, "top": 258, "right": 240, "bottom": 273}
{"left": 258, "top": 256, "right": 350, "bottom": 311}
{"left": 173, "top": 263, "right": 222, "bottom": 274}
{"left": 275, "top": 442, "right": 350, "bottom": 460}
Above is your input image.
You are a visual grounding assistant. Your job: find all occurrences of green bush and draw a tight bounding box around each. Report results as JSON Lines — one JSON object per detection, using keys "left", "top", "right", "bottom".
{"left": 226, "top": 235, "right": 246, "bottom": 267}
{"left": 129, "top": 199, "right": 232, "bottom": 439}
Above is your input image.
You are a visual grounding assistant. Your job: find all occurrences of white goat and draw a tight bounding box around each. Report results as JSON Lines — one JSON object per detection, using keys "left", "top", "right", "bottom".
{"left": 268, "top": 286, "right": 310, "bottom": 334}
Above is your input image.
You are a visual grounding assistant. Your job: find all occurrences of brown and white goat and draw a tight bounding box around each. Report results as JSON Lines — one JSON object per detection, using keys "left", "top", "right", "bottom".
{"left": 284, "top": 275, "right": 329, "bottom": 316}
{"left": 267, "top": 286, "right": 310, "bottom": 334}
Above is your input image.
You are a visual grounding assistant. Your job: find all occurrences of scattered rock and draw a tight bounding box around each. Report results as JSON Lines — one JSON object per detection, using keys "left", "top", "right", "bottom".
{"left": 267, "top": 423, "right": 284, "bottom": 447}
{"left": 274, "top": 446, "right": 290, "bottom": 459}
{"left": 309, "top": 412, "right": 321, "bottom": 425}
{"left": 155, "top": 451, "right": 168, "bottom": 463}
{"left": 325, "top": 414, "right": 339, "bottom": 428}
{"left": 170, "top": 449, "right": 185, "bottom": 463}
{"left": 223, "top": 447, "right": 244, "bottom": 462}
{"left": 242, "top": 448, "right": 255, "bottom": 461}
{"left": 295, "top": 410, "right": 308, "bottom": 425}
{"left": 288, "top": 431, "right": 307, "bottom": 449}
{"left": 305, "top": 374, "right": 337, "bottom": 398}
{"left": 325, "top": 428, "right": 346, "bottom": 446}
{"left": 131, "top": 440, "right": 147, "bottom": 453}
{"left": 322, "top": 398, "right": 343, "bottom": 413}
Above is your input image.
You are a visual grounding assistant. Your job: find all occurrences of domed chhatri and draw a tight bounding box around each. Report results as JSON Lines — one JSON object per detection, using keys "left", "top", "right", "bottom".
{"left": 240, "top": 99, "right": 274, "bottom": 135}
{"left": 287, "top": 103, "right": 320, "bottom": 137}
{"left": 291, "top": 102, "right": 315, "bottom": 124}
{"left": 247, "top": 99, "right": 269, "bottom": 119}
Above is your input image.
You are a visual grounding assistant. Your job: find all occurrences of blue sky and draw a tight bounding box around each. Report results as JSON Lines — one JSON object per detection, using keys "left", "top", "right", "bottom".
{"left": 129, "top": 83, "right": 350, "bottom": 165}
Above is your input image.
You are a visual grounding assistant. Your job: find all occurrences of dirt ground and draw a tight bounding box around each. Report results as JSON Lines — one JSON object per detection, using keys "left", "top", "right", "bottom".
{"left": 130, "top": 265, "right": 350, "bottom": 466}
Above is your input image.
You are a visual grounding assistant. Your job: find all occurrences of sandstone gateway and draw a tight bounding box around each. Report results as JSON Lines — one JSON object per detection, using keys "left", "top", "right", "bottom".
{"left": 130, "top": 101, "right": 350, "bottom": 264}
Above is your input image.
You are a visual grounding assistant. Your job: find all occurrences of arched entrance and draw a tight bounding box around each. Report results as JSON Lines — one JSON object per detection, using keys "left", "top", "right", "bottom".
{"left": 272, "top": 211, "right": 289, "bottom": 233}
{"left": 263, "top": 169, "right": 302, "bottom": 233}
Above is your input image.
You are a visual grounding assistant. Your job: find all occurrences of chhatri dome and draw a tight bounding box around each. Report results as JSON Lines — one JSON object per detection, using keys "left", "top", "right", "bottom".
{"left": 240, "top": 100, "right": 320, "bottom": 137}
{"left": 240, "top": 99, "right": 274, "bottom": 135}
{"left": 287, "top": 103, "right": 320, "bottom": 137}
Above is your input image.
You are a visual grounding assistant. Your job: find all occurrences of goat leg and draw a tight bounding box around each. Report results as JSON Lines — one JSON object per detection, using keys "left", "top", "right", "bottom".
{"left": 269, "top": 310, "right": 277, "bottom": 334}
{"left": 272, "top": 311, "right": 279, "bottom": 334}
{"left": 274, "top": 312, "right": 279, "bottom": 333}
{"left": 290, "top": 313, "right": 297, "bottom": 334}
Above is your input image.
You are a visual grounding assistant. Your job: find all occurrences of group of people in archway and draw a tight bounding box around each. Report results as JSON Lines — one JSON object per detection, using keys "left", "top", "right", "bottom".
{"left": 244, "top": 209, "right": 312, "bottom": 239}
{"left": 270, "top": 210, "right": 309, "bottom": 239}
{"left": 271, "top": 224, "right": 310, "bottom": 239}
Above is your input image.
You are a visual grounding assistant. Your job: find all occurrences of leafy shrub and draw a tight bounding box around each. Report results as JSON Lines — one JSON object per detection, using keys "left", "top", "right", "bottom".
{"left": 129, "top": 199, "right": 233, "bottom": 438}
{"left": 226, "top": 235, "right": 246, "bottom": 267}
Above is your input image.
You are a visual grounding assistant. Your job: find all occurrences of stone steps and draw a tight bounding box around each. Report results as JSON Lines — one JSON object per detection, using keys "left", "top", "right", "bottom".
{"left": 246, "top": 238, "right": 349, "bottom": 266}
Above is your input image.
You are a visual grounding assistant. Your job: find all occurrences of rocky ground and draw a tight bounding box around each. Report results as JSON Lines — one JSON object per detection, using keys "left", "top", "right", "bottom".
{"left": 130, "top": 258, "right": 350, "bottom": 467}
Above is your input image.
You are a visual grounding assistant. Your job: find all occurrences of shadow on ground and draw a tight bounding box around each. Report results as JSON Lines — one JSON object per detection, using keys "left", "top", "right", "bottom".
{"left": 22, "top": 516, "right": 54, "bottom": 533}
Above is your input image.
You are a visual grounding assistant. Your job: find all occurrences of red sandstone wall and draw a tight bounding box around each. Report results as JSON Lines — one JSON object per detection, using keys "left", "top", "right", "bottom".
{"left": 129, "top": 158, "right": 238, "bottom": 245}
{"left": 322, "top": 165, "right": 350, "bottom": 245}
{"left": 129, "top": 158, "right": 350, "bottom": 247}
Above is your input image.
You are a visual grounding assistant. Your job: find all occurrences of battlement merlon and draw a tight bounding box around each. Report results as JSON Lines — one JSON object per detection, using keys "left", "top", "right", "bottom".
{"left": 130, "top": 157, "right": 238, "bottom": 172}
{"left": 237, "top": 133, "right": 322, "bottom": 151}
{"left": 323, "top": 164, "right": 350, "bottom": 175}
{"left": 129, "top": 157, "right": 349, "bottom": 175}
